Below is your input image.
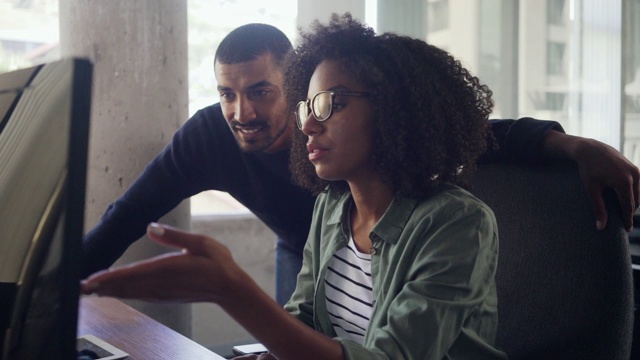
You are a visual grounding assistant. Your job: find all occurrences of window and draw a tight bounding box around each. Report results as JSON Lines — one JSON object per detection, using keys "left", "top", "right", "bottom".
{"left": 527, "top": 91, "right": 567, "bottom": 111}
{"left": 421, "top": 0, "right": 624, "bottom": 149}
{"left": 623, "top": 0, "right": 640, "bottom": 164}
{"left": 547, "top": 0, "right": 566, "bottom": 26}
{"left": 545, "top": 92, "right": 566, "bottom": 111}
{"left": 547, "top": 41, "right": 565, "bottom": 76}
{"left": 0, "top": 0, "right": 59, "bottom": 72}
{"left": 427, "top": 0, "right": 449, "bottom": 33}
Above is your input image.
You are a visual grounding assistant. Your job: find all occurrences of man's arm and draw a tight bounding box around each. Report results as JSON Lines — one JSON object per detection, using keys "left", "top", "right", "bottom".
{"left": 540, "top": 130, "right": 639, "bottom": 231}
{"left": 81, "top": 106, "right": 224, "bottom": 277}
{"left": 482, "top": 118, "right": 564, "bottom": 164}
{"left": 486, "top": 117, "right": 640, "bottom": 231}
{"left": 80, "top": 161, "right": 192, "bottom": 277}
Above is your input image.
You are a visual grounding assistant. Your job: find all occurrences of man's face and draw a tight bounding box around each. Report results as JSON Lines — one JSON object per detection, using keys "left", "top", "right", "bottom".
{"left": 215, "top": 53, "right": 293, "bottom": 153}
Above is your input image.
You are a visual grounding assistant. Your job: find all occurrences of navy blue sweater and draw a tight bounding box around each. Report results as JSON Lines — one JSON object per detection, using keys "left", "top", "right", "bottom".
{"left": 81, "top": 103, "right": 562, "bottom": 276}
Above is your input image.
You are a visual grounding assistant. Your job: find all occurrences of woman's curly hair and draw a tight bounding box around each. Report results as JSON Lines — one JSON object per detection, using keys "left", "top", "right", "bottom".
{"left": 285, "top": 13, "right": 494, "bottom": 199}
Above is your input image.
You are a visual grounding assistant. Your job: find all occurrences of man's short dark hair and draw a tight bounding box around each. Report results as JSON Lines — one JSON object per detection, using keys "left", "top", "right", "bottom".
{"left": 214, "top": 23, "right": 293, "bottom": 67}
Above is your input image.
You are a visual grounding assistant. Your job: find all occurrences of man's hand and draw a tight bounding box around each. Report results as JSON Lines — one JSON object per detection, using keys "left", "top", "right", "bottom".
{"left": 81, "top": 223, "right": 249, "bottom": 304}
{"left": 574, "top": 137, "right": 639, "bottom": 231}
{"left": 543, "top": 131, "right": 640, "bottom": 231}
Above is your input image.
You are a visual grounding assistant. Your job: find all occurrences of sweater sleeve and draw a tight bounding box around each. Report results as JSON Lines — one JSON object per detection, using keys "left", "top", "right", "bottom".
{"left": 481, "top": 117, "right": 565, "bottom": 164}
{"left": 80, "top": 106, "right": 223, "bottom": 277}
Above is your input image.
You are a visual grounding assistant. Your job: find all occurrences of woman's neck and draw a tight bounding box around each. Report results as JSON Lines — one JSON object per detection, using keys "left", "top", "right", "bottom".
{"left": 347, "top": 178, "right": 393, "bottom": 253}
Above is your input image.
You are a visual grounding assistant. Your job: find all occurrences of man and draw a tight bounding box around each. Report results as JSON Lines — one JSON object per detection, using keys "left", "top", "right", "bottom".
{"left": 81, "top": 23, "right": 639, "bottom": 305}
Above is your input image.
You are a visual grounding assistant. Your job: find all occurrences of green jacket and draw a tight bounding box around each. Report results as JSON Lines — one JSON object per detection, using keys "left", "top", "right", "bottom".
{"left": 285, "top": 185, "right": 507, "bottom": 360}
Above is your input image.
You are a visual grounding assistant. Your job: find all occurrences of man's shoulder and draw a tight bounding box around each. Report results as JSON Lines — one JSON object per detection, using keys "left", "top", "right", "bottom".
{"left": 191, "top": 102, "right": 225, "bottom": 122}
{"left": 166, "top": 102, "right": 241, "bottom": 159}
{"left": 180, "top": 103, "right": 229, "bottom": 137}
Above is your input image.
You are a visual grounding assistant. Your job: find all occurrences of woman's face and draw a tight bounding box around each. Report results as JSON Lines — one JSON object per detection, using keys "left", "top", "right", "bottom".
{"left": 300, "top": 60, "right": 376, "bottom": 183}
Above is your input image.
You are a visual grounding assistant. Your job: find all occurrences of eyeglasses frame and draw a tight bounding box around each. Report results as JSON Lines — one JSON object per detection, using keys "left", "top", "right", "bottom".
{"left": 295, "top": 90, "right": 370, "bottom": 130}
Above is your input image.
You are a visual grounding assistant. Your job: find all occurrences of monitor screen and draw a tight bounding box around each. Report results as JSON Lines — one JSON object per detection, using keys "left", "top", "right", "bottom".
{"left": 0, "top": 58, "right": 92, "bottom": 360}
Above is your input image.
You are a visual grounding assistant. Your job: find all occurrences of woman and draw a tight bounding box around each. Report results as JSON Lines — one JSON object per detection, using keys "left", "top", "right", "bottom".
{"left": 83, "top": 14, "right": 506, "bottom": 359}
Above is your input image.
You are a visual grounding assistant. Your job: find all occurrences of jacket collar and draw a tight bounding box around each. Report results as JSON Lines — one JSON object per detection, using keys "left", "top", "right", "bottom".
{"left": 326, "top": 191, "right": 418, "bottom": 245}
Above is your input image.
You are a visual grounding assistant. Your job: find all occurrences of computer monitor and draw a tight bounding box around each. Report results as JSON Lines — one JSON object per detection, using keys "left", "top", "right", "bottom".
{"left": 0, "top": 58, "right": 92, "bottom": 359}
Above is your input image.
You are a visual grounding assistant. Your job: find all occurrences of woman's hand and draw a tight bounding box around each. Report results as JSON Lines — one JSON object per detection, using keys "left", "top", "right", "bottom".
{"left": 81, "top": 223, "right": 248, "bottom": 304}
{"left": 82, "top": 223, "right": 344, "bottom": 360}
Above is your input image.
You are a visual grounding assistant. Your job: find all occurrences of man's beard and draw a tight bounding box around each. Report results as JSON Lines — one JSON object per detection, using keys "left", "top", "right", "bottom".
{"left": 230, "top": 118, "right": 288, "bottom": 153}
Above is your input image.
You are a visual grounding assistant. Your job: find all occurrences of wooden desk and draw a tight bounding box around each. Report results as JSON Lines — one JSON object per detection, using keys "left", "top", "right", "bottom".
{"left": 78, "top": 297, "right": 226, "bottom": 360}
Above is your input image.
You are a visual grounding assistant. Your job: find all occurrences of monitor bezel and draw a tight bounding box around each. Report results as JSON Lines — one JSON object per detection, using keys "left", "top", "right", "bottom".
{"left": 0, "top": 58, "right": 92, "bottom": 360}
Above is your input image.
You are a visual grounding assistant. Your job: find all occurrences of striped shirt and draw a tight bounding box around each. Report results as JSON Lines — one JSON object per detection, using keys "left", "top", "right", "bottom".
{"left": 324, "top": 235, "right": 374, "bottom": 345}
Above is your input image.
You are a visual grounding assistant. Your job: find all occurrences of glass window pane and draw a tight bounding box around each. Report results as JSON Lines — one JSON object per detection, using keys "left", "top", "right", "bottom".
{"left": 547, "top": 0, "right": 566, "bottom": 25}
{"left": 546, "top": 41, "right": 565, "bottom": 76}
{"left": 519, "top": 1, "right": 622, "bottom": 148}
{"left": 623, "top": 0, "right": 640, "bottom": 166}
{"left": 0, "top": 0, "right": 59, "bottom": 72}
{"left": 423, "top": 0, "right": 623, "bottom": 148}
{"left": 427, "top": 0, "right": 449, "bottom": 32}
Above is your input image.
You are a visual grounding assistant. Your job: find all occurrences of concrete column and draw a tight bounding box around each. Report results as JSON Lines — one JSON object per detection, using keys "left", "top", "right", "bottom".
{"left": 58, "top": 0, "right": 191, "bottom": 336}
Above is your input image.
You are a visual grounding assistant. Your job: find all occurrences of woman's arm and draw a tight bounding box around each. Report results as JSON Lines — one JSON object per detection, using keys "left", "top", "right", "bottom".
{"left": 82, "top": 223, "right": 344, "bottom": 360}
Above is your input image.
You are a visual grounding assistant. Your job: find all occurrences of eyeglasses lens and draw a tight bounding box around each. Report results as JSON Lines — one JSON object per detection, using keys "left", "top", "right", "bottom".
{"left": 297, "top": 92, "right": 335, "bottom": 129}
{"left": 296, "top": 101, "right": 309, "bottom": 129}
{"left": 313, "top": 92, "right": 332, "bottom": 121}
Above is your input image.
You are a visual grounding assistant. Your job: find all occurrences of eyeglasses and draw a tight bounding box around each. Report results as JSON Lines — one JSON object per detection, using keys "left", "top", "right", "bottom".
{"left": 295, "top": 90, "right": 370, "bottom": 130}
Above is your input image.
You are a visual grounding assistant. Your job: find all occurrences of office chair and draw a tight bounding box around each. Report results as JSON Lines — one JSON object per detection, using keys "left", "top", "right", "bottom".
{"left": 470, "top": 161, "right": 634, "bottom": 359}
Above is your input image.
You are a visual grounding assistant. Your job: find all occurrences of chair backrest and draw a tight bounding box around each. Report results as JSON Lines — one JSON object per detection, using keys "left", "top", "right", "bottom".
{"left": 470, "top": 161, "right": 634, "bottom": 360}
